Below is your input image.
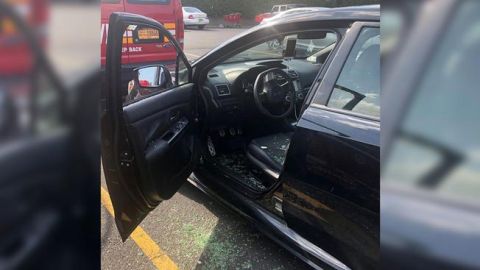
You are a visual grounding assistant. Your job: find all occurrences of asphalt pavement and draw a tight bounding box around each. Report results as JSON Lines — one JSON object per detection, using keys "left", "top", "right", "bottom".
{"left": 183, "top": 27, "right": 244, "bottom": 61}
{"left": 101, "top": 27, "right": 312, "bottom": 270}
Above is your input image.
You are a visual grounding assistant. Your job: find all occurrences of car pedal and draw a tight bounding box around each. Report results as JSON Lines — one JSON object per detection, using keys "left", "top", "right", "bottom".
{"left": 207, "top": 136, "right": 216, "bottom": 156}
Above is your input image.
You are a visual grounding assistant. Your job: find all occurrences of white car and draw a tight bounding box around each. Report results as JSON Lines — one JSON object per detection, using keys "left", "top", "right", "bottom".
{"left": 261, "top": 7, "right": 329, "bottom": 24}
{"left": 183, "top": 6, "right": 209, "bottom": 29}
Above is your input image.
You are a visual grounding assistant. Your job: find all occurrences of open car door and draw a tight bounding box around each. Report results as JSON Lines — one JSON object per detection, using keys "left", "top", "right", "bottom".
{"left": 102, "top": 12, "right": 199, "bottom": 240}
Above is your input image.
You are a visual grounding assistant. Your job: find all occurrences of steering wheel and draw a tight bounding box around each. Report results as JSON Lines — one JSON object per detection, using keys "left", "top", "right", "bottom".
{"left": 253, "top": 68, "right": 296, "bottom": 119}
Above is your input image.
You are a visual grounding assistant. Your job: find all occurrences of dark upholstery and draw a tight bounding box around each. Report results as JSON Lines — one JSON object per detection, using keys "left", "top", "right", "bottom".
{"left": 246, "top": 132, "right": 293, "bottom": 178}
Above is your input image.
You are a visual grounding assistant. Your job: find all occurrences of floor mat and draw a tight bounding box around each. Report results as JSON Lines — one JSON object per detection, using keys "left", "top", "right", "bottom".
{"left": 211, "top": 152, "right": 268, "bottom": 192}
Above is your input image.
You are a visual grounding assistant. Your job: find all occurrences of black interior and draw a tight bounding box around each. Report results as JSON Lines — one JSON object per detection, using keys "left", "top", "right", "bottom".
{"left": 197, "top": 56, "right": 324, "bottom": 197}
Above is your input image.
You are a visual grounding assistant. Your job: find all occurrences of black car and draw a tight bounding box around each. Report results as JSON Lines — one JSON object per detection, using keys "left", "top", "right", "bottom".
{"left": 102, "top": 6, "right": 379, "bottom": 270}
{"left": 382, "top": 1, "right": 480, "bottom": 269}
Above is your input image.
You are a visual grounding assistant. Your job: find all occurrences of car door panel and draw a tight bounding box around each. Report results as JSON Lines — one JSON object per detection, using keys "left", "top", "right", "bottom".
{"left": 102, "top": 12, "right": 198, "bottom": 240}
{"left": 123, "top": 83, "right": 197, "bottom": 202}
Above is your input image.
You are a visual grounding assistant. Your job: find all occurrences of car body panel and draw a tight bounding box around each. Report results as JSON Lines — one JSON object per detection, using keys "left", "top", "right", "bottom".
{"left": 282, "top": 106, "right": 379, "bottom": 269}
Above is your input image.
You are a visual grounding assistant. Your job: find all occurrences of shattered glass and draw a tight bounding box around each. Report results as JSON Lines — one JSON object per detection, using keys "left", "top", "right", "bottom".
{"left": 251, "top": 133, "right": 292, "bottom": 166}
{"left": 212, "top": 152, "right": 268, "bottom": 192}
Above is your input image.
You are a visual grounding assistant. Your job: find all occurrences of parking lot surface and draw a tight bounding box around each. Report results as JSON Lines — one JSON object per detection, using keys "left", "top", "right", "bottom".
{"left": 101, "top": 27, "right": 311, "bottom": 270}
{"left": 183, "top": 27, "right": 244, "bottom": 61}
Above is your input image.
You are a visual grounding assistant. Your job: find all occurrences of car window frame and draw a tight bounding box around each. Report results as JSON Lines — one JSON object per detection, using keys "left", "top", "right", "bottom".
{"left": 119, "top": 21, "right": 192, "bottom": 106}
{"left": 311, "top": 21, "right": 380, "bottom": 122}
{"left": 126, "top": 0, "right": 171, "bottom": 4}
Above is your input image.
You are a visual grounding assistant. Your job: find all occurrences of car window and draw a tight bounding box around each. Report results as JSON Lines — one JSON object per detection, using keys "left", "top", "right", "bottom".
{"left": 280, "top": 6, "right": 287, "bottom": 11}
{"left": 383, "top": 1, "right": 480, "bottom": 202}
{"left": 121, "top": 24, "right": 189, "bottom": 105}
{"left": 327, "top": 27, "right": 380, "bottom": 118}
{"left": 127, "top": 0, "right": 170, "bottom": 4}
{"left": 223, "top": 31, "right": 337, "bottom": 64}
{"left": 272, "top": 6, "right": 279, "bottom": 12}
{"left": 184, "top": 7, "right": 201, "bottom": 13}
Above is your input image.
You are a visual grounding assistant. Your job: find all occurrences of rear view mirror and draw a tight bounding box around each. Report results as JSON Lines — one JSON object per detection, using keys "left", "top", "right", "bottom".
{"left": 135, "top": 65, "right": 173, "bottom": 89}
{"left": 283, "top": 37, "right": 297, "bottom": 58}
{"left": 298, "top": 31, "right": 327, "bottom": 39}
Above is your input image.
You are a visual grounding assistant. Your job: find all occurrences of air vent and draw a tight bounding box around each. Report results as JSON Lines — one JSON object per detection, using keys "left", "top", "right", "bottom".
{"left": 209, "top": 73, "right": 219, "bottom": 78}
{"left": 215, "top": 84, "right": 231, "bottom": 96}
{"left": 287, "top": 70, "right": 299, "bottom": 79}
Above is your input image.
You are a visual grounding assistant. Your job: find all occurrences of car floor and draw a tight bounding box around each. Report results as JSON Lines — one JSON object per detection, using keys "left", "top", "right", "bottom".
{"left": 210, "top": 151, "right": 270, "bottom": 192}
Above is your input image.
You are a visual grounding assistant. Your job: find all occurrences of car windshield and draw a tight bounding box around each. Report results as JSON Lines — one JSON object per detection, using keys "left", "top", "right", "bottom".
{"left": 184, "top": 7, "right": 201, "bottom": 13}
{"left": 224, "top": 32, "right": 337, "bottom": 63}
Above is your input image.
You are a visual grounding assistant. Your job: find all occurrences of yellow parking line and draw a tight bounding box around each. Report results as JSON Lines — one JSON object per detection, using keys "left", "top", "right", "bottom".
{"left": 101, "top": 187, "right": 178, "bottom": 270}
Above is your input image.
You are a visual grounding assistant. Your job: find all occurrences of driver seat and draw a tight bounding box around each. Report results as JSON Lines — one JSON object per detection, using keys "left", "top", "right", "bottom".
{"left": 246, "top": 132, "right": 293, "bottom": 179}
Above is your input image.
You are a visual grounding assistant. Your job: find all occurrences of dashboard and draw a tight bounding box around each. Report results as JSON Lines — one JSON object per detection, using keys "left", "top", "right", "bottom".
{"left": 202, "top": 58, "right": 322, "bottom": 125}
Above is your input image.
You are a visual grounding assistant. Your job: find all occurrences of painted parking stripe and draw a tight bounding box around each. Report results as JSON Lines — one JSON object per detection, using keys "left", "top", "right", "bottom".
{"left": 101, "top": 186, "right": 178, "bottom": 270}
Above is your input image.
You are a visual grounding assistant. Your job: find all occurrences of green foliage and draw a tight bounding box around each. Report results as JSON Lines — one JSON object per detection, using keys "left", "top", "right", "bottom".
{"left": 181, "top": 0, "right": 379, "bottom": 18}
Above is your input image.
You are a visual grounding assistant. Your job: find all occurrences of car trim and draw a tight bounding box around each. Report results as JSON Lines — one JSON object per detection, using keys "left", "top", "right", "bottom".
{"left": 254, "top": 203, "right": 351, "bottom": 270}
{"left": 310, "top": 103, "right": 380, "bottom": 122}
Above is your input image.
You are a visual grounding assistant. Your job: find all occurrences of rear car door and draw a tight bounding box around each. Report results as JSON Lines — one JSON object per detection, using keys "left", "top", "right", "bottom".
{"left": 281, "top": 22, "right": 380, "bottom": 270}
{"left": 102, "top": 12, "right": 199, "bottom": 240}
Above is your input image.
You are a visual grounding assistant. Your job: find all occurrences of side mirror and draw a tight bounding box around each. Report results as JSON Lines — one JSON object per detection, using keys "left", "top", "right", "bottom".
{"left": 135, "top": 65, "right": 173, "bottom": 89}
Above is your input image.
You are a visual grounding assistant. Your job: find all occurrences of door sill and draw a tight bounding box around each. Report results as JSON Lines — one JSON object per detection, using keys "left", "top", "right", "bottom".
{"left": 187, "top": 174, "right": 350, "bottom": 270}
{"left": 201, "top": 152, "right": 279, "bottom": 199}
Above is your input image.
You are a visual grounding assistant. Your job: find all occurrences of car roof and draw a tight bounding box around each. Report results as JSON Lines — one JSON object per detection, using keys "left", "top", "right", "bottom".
{"left": 285, "top": 7, "right": 330, "bottom": 12}
{"left": 266, "top": 7, "right": 330, "bottom": 20}
{"left": 268, "top": 4, "right": 379, "bottom": 23}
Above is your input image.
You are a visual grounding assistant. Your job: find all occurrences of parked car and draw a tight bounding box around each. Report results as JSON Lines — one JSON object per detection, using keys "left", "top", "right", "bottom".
{"left": 182, "top": 6, "right": 209, "bottom": 29}
{"left": 382, "top": 0, "right": 480, "bottom": 269}
{"left": 102, "top": 5, "right": 379, "bottom": 270}
{"left": 261, "top": 7, "right": 329, "bottom": 24}
{"left": 255, "top": 3, "right": 307, "bottom": 23}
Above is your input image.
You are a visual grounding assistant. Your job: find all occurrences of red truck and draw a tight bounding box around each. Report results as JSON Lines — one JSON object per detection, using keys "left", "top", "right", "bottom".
{"left": 100, "top": 0, "right": 184, "bottom": 68}
{"left": 0, "top": 0, "right": 48, "bottom": 76}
